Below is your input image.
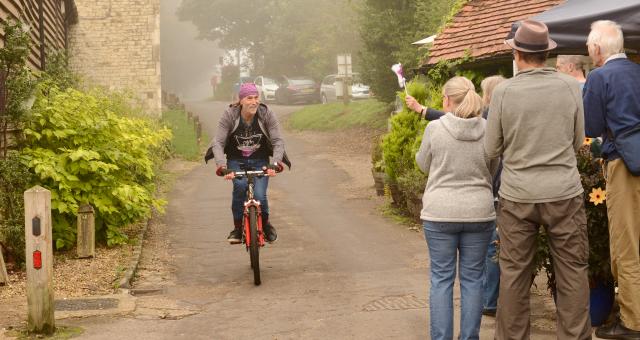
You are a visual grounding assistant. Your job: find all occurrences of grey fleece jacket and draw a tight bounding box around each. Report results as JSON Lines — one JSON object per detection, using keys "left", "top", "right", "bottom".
{"left": 484, "top": 68, "right": 584, "bottom": 203}
{"left": 416, "top": 113, "right": 496, "bottom": 222}
{"left": 211, "top": 103, "right": 287, "bottom": 167}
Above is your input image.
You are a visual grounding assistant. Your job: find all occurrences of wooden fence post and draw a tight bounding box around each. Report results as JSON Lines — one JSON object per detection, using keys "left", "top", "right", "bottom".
{"left": 76, "top": 204, "right": 95, "bottom": 258}
{"left": 24, "top": 186, "right": 55, "bottom": 334}
{"left": 0, "top": 244, "right": 8, "bottom": 285}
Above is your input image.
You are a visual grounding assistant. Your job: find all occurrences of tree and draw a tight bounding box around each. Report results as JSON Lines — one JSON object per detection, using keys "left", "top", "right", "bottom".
{"left": 261, "top": 0, "right": 361, "bottom": 80}
{"left": 0, "top": 20, "right": 34, "bottom": 158}
{"left": 358, "top": 0, "right": 457, "bottom": 103}
{"left": 178, "top": 0, "right": 361, "bottom": 81}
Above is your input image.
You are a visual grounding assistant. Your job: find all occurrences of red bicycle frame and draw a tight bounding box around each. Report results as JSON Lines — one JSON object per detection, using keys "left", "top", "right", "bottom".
{"left": 243, "top": 199, "right": 265, "bottom": 247}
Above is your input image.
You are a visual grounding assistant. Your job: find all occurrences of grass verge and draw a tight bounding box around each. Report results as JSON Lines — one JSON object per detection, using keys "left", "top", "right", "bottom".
{"left": 162, "top": 109, "right": 201, "bottom": 160}
{"left": 287, "top": 99, "right": 390, "bottom": 131}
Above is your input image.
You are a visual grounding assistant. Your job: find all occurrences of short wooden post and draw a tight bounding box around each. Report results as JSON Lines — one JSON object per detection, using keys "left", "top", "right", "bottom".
{"left": 24, "top": 186, "right": 55, "bottom": 334}
{"left": 77, "top": 204, "right": 95, "bottom": 258}
{"left": 0, "top": 244, "right": 8, "bottom": 285}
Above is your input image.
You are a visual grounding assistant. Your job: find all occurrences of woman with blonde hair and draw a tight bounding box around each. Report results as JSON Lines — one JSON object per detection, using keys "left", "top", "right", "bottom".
{"left": 416, "top": 76, "right": 497, "bottom": 340}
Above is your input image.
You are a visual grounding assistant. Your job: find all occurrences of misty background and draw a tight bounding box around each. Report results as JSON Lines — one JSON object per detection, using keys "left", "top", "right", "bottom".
{"left": 160, "top": 0, "right": 223, "bottom": 101}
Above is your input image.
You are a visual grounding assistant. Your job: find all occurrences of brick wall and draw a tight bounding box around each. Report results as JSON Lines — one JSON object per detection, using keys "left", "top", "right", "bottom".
{"left": 68, "top": 0, "right": 161, "bottom": 115}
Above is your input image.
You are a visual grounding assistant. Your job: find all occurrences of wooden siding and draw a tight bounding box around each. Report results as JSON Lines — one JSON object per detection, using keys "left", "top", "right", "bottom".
{"left": 0, "top": 0, "right": 77, "bottom": 70}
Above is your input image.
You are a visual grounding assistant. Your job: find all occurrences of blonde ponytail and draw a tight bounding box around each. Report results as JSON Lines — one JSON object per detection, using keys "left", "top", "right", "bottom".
{"left": 443, "top": 76, "right": 483, "bottom": 118}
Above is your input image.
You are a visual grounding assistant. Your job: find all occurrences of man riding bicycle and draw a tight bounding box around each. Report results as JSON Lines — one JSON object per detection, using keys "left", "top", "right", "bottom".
{"left": 208, "top": 83, "right": 291, "bottom": 244}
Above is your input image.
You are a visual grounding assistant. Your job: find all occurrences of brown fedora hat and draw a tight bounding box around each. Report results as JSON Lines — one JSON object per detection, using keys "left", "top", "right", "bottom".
{"left": 505, "top": 19, "right": 557, "bottom": 52}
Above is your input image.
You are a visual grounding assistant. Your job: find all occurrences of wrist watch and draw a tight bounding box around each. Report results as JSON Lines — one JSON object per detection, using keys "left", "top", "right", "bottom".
{"left": 421, "top": 106, "right": 427, "bottom": 120}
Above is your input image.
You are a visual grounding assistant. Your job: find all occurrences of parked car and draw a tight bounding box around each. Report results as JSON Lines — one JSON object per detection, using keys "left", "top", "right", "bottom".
{"left": 274, "top": 76, "right": 319, "bottom": 105}
{"left": 254, "top": 76, "right": 278, "bottom": 102}
{"left": 320, "top": 73, "right": 371, "bottom": 104}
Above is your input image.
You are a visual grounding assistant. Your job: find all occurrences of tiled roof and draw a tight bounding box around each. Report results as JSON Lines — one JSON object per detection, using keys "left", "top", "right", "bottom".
{"left": 425, "top": 0, "right": 565, "bottom": 65}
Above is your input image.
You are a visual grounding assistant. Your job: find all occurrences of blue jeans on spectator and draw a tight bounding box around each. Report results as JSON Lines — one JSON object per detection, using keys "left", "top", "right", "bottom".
{"left": 227, "top": 158, "right": 269, "bottom": 221}
{"left": 423, "top": 220, "right": 494, "bottom": 340}
{"left": 483, "top": 226, "right": 500, "bottom": 312}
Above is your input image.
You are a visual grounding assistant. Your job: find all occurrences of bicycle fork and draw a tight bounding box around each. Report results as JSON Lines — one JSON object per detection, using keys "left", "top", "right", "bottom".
{"left": 243, "top": 199, "right": 265, "bottom": 248}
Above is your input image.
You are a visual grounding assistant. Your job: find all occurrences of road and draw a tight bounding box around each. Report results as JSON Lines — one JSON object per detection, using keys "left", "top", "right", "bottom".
{"left": 64, "top": 100, "right": 556, "bottom": 339}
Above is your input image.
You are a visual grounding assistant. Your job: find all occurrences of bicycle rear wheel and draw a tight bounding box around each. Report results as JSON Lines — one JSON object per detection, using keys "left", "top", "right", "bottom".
{"left": 248, "top": 206, "right": 261, "bottom": 285}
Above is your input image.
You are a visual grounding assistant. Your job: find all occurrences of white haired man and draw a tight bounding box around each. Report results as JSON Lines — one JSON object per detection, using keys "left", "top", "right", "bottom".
{"left": 556, "top": 55, "right": 587, "bottom": 88}
{"left": 584, "top": 20, "right": 640, "bottom": 339}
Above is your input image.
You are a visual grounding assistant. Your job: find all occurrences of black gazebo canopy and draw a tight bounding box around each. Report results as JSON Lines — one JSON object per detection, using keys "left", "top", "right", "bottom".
{"left": 510, "top": 0, "right": 640, "bottom": 55}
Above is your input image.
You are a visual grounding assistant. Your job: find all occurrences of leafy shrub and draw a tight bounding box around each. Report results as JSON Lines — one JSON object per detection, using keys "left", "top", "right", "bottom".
{"left": 21, "top": 86, "right": 171, "bottom": 249}
{"left": 381, "top": 79, "right": 430, "bottom": 181}
{"left": 0, "top": 152, "right": 35, "bottom": 264}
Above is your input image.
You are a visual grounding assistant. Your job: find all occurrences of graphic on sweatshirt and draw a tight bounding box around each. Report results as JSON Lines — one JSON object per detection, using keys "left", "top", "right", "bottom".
{"left": 234, "top": 132, "right": 263, "bottom": 157}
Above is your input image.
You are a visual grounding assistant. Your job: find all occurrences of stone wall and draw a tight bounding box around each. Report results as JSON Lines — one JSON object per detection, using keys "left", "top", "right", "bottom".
{"left": 68, "top": 0, "right": 161, "bottom": 115}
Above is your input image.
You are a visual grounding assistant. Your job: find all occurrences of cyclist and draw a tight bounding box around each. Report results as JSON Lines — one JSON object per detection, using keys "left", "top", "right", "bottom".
{"left": 210, "top": 83, "right": 291, "bottom": 244}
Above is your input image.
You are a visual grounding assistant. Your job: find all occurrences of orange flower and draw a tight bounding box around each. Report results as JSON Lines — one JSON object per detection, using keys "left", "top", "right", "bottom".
{"left": 589, "top": 187, "right": 606, "bottom": 206}
{"left": 584, "top": 137, "right": 593, "bottom": 146}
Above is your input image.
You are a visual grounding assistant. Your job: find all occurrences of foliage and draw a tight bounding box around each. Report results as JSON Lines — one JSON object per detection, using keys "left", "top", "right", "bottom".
{"left": 179, "top": 0, "right": 361, "bottom": 81}
{"left": 261, "top": 0, "right": 362, "bottom": 80}
{"left": 535, "top": 139, "right": 613, "bottom": 292}
{"left": 359, "top": 0, "right": 457, "bottom": 103}
{"left": 0, "top": 152, "right": 35, "bottom": 264}
{"left": 162, "top": 109, "right": 200, "bottom": 160}
{"left": 371, "top": 135, "right": 385, "bottom": 172}
{"left": 381, "top": 79, "right": 429, "bottom": 181}
{"left": 176, "top": 0, "right": 273, "bottom": 53}
{"left": 0, "top": 20, "right": 35, "bottom": 158}
{"left": 21, "top": 86, "right": 172, "bottom": 249}
{"left": 287, "top": 99, "right": 388, "bottom": 131}
{"left": 214, "top": 64, "right": 239, "bottom": 101}
{"left": 39, "top": 50, "right": 80, "bottom": 91}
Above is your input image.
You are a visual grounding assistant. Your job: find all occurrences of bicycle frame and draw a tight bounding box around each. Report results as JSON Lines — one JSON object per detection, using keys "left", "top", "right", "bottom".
{"left": 243, "top": 174, "right": 265, "bottom": 248}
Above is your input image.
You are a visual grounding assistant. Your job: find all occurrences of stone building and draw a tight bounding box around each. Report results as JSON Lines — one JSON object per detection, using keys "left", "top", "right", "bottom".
{"left": 68, "top": 0, "right": 161, "bottom": 115}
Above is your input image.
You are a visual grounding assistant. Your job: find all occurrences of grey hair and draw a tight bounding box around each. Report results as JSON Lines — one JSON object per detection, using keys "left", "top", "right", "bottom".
{"left": 587, "top": 20, "right": 624, "bottom": 57}
{"left": 557, "top": 55, "right": 585, "bottom": 71}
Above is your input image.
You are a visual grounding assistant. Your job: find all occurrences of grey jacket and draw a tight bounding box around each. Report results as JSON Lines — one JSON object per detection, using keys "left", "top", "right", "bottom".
{"left": 484, "top": 67, "right": 584, "bottom": 203}
{"left": 208, "top": 103, "right": 290, "bottom": 168}
{"left": 416, "top": 113, "right": 496, "bottom": 222}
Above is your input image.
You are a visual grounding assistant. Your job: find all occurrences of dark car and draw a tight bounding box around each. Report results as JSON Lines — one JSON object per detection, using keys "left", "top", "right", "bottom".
{"left": 274, "top": 76, "right": 319, "bottom": 105}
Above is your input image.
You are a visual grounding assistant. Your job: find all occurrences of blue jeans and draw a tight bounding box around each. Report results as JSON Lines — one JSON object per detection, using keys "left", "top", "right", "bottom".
{"left": 227, "top": 158, "right": 269, "bottom": 221}
{"left": 483, "top": 227, "right": 500, "bottom": 311}
{"left": 423, "top": 221, "right": 494, "bottom": 340}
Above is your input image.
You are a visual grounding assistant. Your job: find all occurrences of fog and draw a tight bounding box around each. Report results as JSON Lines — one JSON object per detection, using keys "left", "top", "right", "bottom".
{"left": 160, "top": 0, "right": 223, "bottom": 101}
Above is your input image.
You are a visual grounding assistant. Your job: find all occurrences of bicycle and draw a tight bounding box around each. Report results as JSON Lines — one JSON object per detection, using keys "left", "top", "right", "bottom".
{"left": 219, "top": 165, "right": 278, "bottom": 285}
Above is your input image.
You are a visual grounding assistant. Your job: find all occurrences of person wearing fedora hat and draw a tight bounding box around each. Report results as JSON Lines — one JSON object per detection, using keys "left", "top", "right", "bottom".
{"left": 485, "top": 19, "right": 592, "bottom": 339}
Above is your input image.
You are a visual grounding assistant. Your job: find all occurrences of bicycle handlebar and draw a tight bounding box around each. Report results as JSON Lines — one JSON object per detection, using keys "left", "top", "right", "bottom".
{"left": 217, "top": 164, "right": 281, "bottom": 178}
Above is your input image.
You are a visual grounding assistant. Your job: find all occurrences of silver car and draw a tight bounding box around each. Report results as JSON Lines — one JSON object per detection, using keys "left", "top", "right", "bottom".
{"left": 320, "top": 73, "right": 371, "bottom": 104}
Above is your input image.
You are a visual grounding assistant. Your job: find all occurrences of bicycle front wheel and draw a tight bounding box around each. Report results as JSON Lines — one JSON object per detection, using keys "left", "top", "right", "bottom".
{"left": 248, "top": 206, "right": 261, "bottom": 285}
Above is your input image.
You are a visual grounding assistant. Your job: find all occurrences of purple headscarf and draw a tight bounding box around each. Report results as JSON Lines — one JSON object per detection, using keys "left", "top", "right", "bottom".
{"left": 238, "top": 83, "right": 259, "bottom": 100}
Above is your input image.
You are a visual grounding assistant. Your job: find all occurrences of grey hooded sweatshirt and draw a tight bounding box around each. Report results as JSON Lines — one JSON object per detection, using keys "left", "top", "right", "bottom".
{"left": 416, "top": 112, "right": 496, "bottom": 222}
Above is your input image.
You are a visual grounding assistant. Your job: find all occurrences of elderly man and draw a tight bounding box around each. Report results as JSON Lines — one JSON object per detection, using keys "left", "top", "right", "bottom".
{"left": 485, "top": 20, "right": 591, "bottom": 339}
{"left": 556, "top": 55, "right": 587, "bottom": 87}
{"left": 584, "top": 20, "right": 640, "bottom": 339}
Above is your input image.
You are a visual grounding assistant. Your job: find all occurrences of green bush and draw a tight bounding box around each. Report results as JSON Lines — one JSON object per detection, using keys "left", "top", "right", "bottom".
{"left": 0, "top": 152, "right": 35, "bottom": 264}
{"left": 21, "top": 86, "right": 172, "bottom": 249}
{"left": 381, "top": 79, "right": 430, "bottom": 181}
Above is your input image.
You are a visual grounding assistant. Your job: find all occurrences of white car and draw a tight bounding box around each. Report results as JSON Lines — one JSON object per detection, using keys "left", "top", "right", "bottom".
{"left": 254, "top": 76, "right": 278, "bottom": 103}
{"left": 320, "top": 73, "right": 370, "bottom": 103}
